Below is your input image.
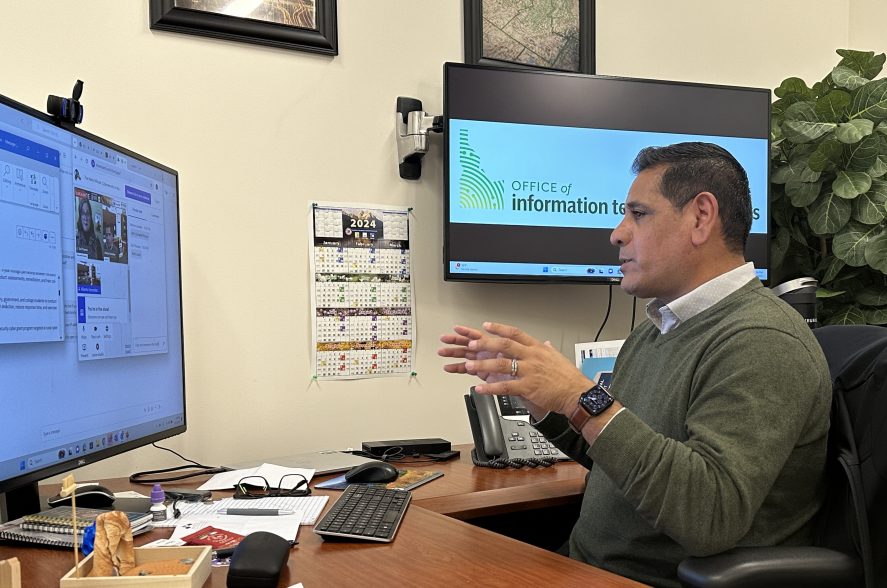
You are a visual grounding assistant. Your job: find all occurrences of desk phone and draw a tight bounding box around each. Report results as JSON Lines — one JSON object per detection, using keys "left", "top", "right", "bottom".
{"left": 464, "top": 388, "right": 569, "bottom": 467}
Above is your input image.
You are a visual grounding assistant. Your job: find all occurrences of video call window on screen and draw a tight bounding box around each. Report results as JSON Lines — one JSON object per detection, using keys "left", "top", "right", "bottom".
{"left": 71, "top": 143, "right": 172, "bottom": 361}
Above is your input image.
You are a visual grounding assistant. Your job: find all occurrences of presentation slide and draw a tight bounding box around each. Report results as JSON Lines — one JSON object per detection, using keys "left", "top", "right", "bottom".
{"left": 449, "top": 119, "right": 768, "bottom": 232}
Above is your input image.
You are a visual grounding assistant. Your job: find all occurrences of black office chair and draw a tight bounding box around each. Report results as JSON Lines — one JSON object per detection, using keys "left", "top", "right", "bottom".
{"left": 678, "top": 325, "right": 887, "bottom": 588}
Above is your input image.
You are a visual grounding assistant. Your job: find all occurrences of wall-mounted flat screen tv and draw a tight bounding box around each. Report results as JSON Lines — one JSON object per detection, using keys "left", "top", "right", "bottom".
{"left": 443, "top": 62, "right": 771, "bottom": 284}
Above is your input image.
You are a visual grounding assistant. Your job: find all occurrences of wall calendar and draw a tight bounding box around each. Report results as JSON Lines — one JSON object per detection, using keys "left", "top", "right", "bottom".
{"left": 309, "top": 202, "right": 415, "bottom": 379}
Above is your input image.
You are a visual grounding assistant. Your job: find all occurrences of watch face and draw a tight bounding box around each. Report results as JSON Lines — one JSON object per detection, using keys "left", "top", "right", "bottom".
{"left": 579, "top": 384, "right": 614, "bottom": 416}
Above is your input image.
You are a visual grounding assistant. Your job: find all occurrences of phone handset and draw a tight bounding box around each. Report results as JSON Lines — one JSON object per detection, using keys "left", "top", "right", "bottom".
{"left": 471, "top": 387, "right": 506, "bottom": 459}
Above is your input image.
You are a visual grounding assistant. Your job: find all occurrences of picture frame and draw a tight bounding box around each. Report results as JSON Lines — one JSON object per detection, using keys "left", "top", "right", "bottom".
{"left": 463, "top": 0, "right": 594, "bottom": 74}
{"left": 149, "top": 0, "right": 337, "bottom": 56}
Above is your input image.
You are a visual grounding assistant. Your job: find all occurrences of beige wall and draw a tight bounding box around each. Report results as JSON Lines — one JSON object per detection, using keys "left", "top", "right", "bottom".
{"left": 850, "top": 0, "right": 887, "bottom": 55}
{"left": 0, "top": 0, "right": 856, "bottom": 483}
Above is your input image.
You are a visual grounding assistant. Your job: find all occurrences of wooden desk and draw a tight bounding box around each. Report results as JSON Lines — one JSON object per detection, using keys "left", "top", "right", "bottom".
{"left": 0, "top": 445, "right": 644, "bottom": 587}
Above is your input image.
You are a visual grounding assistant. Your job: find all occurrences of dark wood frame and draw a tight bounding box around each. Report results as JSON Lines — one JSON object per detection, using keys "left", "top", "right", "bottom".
{"left": 463, "top": 0, "right": 594, "bottom": 74}
{"left": 149, "top": 0, "right": 337, "bottom": 55}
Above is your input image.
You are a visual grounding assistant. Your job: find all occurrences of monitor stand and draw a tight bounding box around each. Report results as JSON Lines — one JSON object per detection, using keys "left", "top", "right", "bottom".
{"left": 0, "top": 482, "right": 41, "bottom": 522}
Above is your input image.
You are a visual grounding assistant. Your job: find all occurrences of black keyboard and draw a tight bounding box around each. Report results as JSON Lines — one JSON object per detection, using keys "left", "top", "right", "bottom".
{"left": 314, "top": 484, "right": 410, "bottom": 542}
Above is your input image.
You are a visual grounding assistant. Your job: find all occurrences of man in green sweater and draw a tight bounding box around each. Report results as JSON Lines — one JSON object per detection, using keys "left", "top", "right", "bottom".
{"left": 438, "top": 142, "right": 832, "bottom": 587}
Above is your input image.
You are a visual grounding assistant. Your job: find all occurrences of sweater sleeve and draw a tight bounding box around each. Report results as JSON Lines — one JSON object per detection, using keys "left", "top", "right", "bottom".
{"left": 532, "top": 413, "right": 595, "bottom": 469}
{"left": 587, "top": 327, "right": 830, "bottom": 556}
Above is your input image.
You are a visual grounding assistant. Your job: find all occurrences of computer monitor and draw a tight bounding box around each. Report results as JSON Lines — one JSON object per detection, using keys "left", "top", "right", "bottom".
{"left": 443, "top": 62, "right": 771, "bottom": 284}
{"left": 0, "top": 93, "right": 184, "bottom": 521}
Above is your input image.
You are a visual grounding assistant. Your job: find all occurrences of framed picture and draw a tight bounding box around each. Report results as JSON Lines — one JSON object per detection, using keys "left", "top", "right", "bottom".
{"left": 463, "top": 0, "right": 594, "bottom": 73}
{"left": 149, "top": 0, "right": 337, "bottom": 55}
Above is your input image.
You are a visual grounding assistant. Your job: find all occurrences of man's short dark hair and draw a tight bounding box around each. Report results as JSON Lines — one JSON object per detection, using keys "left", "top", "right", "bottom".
{"left": 631, "top": 142, "right": 752, "bottom": 253}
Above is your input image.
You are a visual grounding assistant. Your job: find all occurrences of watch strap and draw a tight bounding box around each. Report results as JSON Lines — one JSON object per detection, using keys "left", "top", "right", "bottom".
{"left": 568, "top": 403, "right": 592, "bottom": 434}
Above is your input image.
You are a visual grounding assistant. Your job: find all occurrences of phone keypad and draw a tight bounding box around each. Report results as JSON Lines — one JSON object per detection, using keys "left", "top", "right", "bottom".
{"left": 529, "top": 430, "right": 556, "bottom": 456}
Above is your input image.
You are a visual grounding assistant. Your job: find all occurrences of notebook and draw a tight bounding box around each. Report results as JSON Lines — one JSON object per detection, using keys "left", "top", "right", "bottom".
{"left": 0, "top": 508, "right": 152, "bottom": 548}
{"left": 19, "top": 506, "right": 151, "bottom": 535}
{"left": 227, "top": 450, "right": 377, "bottom": 475}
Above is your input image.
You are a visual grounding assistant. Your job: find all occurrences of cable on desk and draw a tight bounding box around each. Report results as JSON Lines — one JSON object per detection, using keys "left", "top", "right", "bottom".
{"left": 344, "top": 447, "right": 451, "bottom": 465}
{"left": 128, "top": 443, "right": 231, "bottom": 484}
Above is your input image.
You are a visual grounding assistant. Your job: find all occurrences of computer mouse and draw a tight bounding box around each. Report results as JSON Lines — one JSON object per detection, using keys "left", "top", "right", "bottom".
{"left": 344, "top": 461, "right": 399, "bottom": 484}
{"left": 47, "top": 482, "right": 116, "bottom": 508}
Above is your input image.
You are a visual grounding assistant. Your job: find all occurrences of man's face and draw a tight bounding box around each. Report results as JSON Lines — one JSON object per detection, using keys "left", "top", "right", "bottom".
{"left": 610, "top": 167, "right": 696, "bottom": 303}
{"left": 79, "top": 204, "right": 91, "bottom": 231}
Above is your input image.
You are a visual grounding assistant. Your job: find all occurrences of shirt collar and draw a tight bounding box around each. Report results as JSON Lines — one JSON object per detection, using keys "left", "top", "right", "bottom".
{"left": 645, "top": 262, "right": 757, "bottom": 334}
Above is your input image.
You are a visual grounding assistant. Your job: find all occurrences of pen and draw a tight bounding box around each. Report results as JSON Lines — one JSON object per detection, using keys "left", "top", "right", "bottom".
{"left": 220, "top": 508, "right": 296, "bottom": 516}
{"left": 213, "top": 546, "right": 237, "bottom": 559}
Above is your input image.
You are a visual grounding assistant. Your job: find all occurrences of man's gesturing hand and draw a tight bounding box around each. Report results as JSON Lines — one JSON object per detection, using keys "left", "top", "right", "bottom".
{"left": 438, "top": 321, "right": 593, "bottom": 416}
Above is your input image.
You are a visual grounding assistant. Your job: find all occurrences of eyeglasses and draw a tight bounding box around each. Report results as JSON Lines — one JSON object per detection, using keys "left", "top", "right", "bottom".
{"left": 234, "top": 474, "right": 311, "bottom": 499}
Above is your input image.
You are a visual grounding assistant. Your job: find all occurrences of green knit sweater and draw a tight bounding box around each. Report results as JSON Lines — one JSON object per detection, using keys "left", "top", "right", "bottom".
{"left": 535, "top": 279, "right": 832, "bottom": 587}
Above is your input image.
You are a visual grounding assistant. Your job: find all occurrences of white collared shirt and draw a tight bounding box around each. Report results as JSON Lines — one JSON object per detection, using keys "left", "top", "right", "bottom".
{"left": 645, "top": 263, "right": 758, "bottom": 335}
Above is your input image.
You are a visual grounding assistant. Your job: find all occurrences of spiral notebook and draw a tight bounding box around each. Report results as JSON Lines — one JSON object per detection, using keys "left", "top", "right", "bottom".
{"left": 19, "top": 506, "right": 151, "bottom": 534}
{"left": 0, "top": 507, "right": 152, "bottom": 548}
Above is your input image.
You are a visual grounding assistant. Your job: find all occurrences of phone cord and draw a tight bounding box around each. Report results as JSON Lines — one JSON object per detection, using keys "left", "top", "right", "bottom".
{"left": 471, "top": 448, "right": 558, "bottom": 469}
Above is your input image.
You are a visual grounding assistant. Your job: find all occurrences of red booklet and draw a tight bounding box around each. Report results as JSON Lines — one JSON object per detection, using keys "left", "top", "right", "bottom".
{"left": 180, "top": 526, "right": 245, "bottom": 549}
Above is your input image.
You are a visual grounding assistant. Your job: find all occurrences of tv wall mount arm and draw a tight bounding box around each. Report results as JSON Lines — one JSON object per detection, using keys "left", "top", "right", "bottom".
{"left": 396, "top": 97, "right": 442, "bottom": 180}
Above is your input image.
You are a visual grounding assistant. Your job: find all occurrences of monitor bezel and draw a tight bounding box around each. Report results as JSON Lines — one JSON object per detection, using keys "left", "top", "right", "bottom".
{"left": 442, "top": 61, "right": 772, "bottom": 285}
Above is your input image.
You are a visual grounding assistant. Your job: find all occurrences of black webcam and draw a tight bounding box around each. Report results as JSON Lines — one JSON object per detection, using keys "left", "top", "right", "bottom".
{"left": 47, "top": 80, "right": 85, "bottom": 125}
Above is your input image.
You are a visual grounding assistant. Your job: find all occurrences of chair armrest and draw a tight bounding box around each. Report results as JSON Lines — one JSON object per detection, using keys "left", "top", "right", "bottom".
{"left": 677, "top": 546, "right": 862, "bottom": 588}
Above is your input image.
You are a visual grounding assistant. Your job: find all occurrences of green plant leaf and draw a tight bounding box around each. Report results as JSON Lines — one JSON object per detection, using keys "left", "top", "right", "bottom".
{"left": 814, "top": 90, "right": 850, "bottom": 122}
{"left": 809, "top": 190, "right": 851, "bottom": 234}
{"left": 830, "top": 267, "right": 864, "bottom": 287}
{"left": 816, "top": 287, "right": 847, "bottom": 298}
{"left": 772, "top": 158, "right": 821, "bottom": 184}
{"left": 775, "top": 77, "right": 812, "bottom": 98}
{"left": 836, "top": 119, "right": 875, "bottom": 143}
{"left": 877, "top": 121, "right": 887, "bottom": 135}
{"left": 843, "top": 135, "right": 881, "bottom": 171}
{"left": 783, "top": 121, "right": 836, "bottom": 144}
{"left": 825, "top": 304, "right": 867, "bottom": 324}
{"left": 863, "top": 305, "right": 887, "bottom": 324}
{"left": 816, "top": 255, "right": 846, "bottom": 283}
{"left": 789, "top": 223, "right": 809, "bottom": 246}
{"left": 855, "top": 286, "right": 887, "bottom": 306}
{"left": 783, "top": 101, "right": 818, "bottom": 122}
{"left": 773, "top": 94, "right": 805, "bottom": 117}
{"left": 833, "top": 170, "right": 872, "bottom": 198}
{"left": 867, "top": 155, "right": 887, "bottom": 178}
{"left": 833, "top": 65, "right": 870, "bottom": 90}
{"left": 772, "top": 227, "right": 791, "bottom": 268}
{"left": 836, "top": 49, "right": 886, "bottom": 79}
{"left": 771, "top": 195, "right": 793, "bottom": 228}
{"left": 833, "top": 220, "right": 882, "bottom": 265}
{"left": 786, "top": 180, "right": 823, "bottom": 207}
{"left": 852, "top": 179, "right": 887, "bottom": 223}
{"left": 808, "top": 139, "right": 843, "bottom": 172}
{"left": 789, "top": 143, "right": 818, "bottom": 160}
{"left": 864, "top": 230, "right": 887, "bottom": 273}
{"left": 771, "top": 182, "right": 786, "bottom": 204}
{"left": 848, "top": 78, "right": 887, "bottom": 121}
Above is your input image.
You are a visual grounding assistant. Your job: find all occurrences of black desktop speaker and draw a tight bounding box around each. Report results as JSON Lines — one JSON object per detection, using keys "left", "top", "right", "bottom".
{"left": 772, "top": 277, "right": 818, "bottom": 329}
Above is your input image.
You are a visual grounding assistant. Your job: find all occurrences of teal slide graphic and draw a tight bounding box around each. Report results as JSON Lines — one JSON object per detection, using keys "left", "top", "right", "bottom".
{"left": 449, "top": 119, "right": 769, "bottom": 233}
{"left": 458, "top": 129, "right": 504, "bottom": 210}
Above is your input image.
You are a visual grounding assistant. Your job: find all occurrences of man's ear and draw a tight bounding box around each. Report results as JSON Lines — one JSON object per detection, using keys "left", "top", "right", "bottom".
{"left": 688, "top": 191, "right": 719, "bottom": 247}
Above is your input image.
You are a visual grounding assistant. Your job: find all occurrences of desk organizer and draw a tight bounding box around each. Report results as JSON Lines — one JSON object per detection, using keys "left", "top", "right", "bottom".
{"left": 60, "top": 546, "right": 211, "bottom": 587}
